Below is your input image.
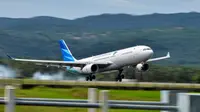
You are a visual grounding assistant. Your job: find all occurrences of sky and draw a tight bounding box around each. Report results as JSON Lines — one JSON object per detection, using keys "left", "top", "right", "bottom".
{"left": 0, "top": 0, "right": 200, "bottom": 19}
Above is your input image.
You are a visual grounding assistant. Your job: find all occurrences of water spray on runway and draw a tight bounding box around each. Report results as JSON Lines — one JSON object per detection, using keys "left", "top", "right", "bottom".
{"left": 32, "top": 71, "right": 85, "bottom": 81}
{"left": 0, "top": 64, "right": 84, "bottom": 80}
{"left": 32, "top": 71, "right": 64, "bottom": 80}
{"left": 0, "top": 65, "right": 16, "bottom": 78}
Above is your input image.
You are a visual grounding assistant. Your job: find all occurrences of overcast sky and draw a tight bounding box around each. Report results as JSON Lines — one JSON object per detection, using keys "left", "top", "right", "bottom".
{"left": 0, "top": 0, "right": 199, "bottom": 19}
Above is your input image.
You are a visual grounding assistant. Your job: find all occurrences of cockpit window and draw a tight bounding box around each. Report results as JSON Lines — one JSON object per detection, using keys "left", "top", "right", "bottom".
{"left": 143, "top": 48, "right": 151, "bottom": 51}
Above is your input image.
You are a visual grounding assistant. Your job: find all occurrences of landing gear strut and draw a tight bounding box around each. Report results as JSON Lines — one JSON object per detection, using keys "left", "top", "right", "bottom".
{"left": 135, "top": 71, "right": 143, "bottom": 82}
{"left": 86, "top": 74, "right": 96, "bottom": 81}
{"left": 116, "top": 69, "right": 124, "bottom": 82}
{"left": 140, "top": 72, "right": 143, "bottom": 81}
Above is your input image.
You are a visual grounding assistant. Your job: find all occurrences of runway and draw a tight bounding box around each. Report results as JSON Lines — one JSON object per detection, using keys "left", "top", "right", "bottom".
{"left": 1, "top": 79, "right": 200, "bottom": 91}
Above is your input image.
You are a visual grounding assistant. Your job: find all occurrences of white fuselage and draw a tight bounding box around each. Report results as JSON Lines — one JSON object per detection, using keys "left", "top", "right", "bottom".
{"left": 69, "top": 45, "right": 153, "bottom": 74}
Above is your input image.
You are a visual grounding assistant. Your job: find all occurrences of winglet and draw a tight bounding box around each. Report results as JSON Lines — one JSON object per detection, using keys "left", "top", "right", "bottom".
{"left": 6, "top": 54, "right": 15, "bottom": 60}
{"left": 147, "top": 52, "right": 171, "bottom": 62}
{"left": 166, "top": 52, "right": 170, "bottom": 58}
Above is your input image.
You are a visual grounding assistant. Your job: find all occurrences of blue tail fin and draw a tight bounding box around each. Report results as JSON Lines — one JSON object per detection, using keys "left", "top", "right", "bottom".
{"left": 59, "top": 39, "right": 76, "bottom": 61}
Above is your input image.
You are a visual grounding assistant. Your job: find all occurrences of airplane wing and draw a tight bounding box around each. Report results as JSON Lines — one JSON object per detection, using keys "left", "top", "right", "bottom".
{"left": 147, "top": 52, "right": 170, "bottom": 62}
{"left": 6, "top": 55, "right": 112, "bottom": 68}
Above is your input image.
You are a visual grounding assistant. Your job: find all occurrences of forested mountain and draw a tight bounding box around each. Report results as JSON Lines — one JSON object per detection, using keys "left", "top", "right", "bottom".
{"left": 1, "top": 12, "right": 200, "bottom": 66}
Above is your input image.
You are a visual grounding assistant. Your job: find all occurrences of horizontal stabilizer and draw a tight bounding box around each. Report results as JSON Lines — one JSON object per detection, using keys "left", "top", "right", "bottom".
{"left": 6, "top": 54, "right": 15, "bottom": 60}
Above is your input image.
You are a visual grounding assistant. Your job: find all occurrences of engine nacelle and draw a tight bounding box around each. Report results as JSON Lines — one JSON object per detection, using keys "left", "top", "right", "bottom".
{"left": 82, "top": 64, "right": 99, "bottom": 74}
{"left": 136, "top": 63, "right": 149, "bottom": 72}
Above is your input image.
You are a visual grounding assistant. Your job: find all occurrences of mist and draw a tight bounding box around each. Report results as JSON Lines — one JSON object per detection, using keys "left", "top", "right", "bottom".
{"left": 0, "top": 65, "right": 16, "bottom": 78}
{"left": 32, "top": 71, "right": 64, "bottom": 80}
{"left": 32, "top": 71, "right": 85, "bottom": 81}
{"left": 0, "top": 64, "right": 85, "bottom": 80}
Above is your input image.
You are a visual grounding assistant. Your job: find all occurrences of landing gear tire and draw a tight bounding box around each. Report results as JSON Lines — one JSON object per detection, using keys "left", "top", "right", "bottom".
{"left": 86, "top": 76, "right": 89, "bottom": 81}
{"left": 89, "top": 76, "right": 92, "bottom": 81}
{"left": 92, "top": 75, "right": 96, "bottom": 79}
{"left": 86, "top": 75, "right": 95, "bottom": 81}
{"left": 116, "top": 77, "right": 122, "bottom": 82}
{"left": 121, "top": 74, "right": 124, "bottom": 79}
{"left": 118, "top": 77, "right": 122, "bottom": 82}
{"left": 116, "top": 69, "right": 124, "bottom": 82}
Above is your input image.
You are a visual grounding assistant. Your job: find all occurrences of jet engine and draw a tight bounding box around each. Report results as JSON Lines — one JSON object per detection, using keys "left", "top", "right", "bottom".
{"left": 82, "top": 64, "right": 99, "bottom": 74}
{"left": 136, "top": 63, "right": 149, "bottom": 72}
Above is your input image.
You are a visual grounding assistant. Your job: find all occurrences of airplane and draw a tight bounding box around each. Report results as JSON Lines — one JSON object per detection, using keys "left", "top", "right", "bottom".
{"left": 7, "top": 39, "right": 170, "bottom": 82}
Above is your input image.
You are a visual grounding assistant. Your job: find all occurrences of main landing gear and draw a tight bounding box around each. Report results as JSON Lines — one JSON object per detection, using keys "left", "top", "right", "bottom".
{"left": 116, "top": 69, "right": 125, "bottom": 82}
{"left": 86, "top": 74, "right": 96, "bottom": 81}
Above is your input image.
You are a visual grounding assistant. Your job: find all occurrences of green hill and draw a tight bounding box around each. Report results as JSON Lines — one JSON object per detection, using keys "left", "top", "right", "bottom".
{"left": 0, "top": 12, "right": 200, "bottom": 66}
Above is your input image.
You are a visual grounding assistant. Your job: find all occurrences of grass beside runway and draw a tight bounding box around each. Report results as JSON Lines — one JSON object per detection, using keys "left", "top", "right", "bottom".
{"left": 0, "top": 86, "right": 160, "bottom": 112}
